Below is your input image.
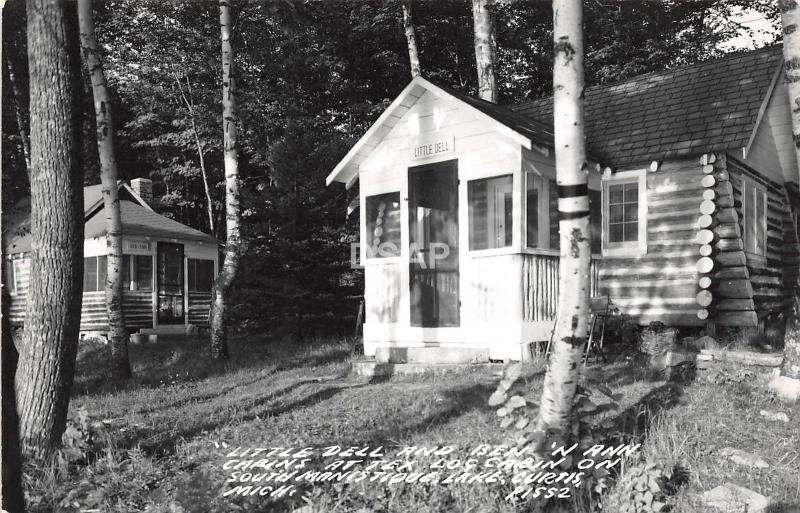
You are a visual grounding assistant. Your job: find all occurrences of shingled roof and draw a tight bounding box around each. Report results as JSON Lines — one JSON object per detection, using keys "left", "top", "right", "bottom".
{"left": 4, "top": 185, "right": 218, "bottom": 253}
{"left": 509, "top": 46, "right": 783, "bottom": 167}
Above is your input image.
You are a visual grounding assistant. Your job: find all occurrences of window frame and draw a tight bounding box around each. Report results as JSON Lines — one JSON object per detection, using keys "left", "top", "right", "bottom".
{"left": 187, "top": 258, "right": 215, "bottom": 293}
{"left": 741, "top": 176, "right": 768, "bottom": 259}
{"left": 467, "top": 173, "right": 515, "bottom": 252}
{"left": 601, "top": 168, "right": 647, "bottom": 257}
{"left": 364, "top": 191, "right": 402, "bottom": 260}
{"left": 524, "top": 172, "right": 555, "bottom": 252}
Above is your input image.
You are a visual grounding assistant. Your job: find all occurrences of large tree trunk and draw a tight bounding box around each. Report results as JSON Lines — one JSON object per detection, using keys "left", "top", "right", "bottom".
{"left": 402, "top": 1, "right": 421, "bottom": 78}
{"left": 779, "top": 1, "right": 800, "bottom": 387}
{"left": 535, "top": 0, "right": 590, "bottom": 436}
{"left": 210, "top": 0, "right": 242, "bottom": 361}
{"left": 78, "top": 0, "right": 131, "bottom": 380}
{"left": 472, "top": 0, "right": 497, "bottom": 103}
{"left": 15, "top": 0, "right": 85, "bottom": 460}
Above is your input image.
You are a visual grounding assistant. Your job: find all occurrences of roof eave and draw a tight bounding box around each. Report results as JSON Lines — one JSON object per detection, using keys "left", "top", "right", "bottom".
{"left": 326, "top": 76, "right": 542, "bottom": 188}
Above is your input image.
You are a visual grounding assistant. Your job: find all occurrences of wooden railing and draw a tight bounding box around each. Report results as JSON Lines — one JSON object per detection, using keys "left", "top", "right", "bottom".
{"left": 522, "top": 253, "right": 599, "bottom": 322}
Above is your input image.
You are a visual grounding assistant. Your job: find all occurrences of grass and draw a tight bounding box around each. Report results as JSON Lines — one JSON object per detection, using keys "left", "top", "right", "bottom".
{"left": 22, "top": 335, "right": 800, "bottom": 513}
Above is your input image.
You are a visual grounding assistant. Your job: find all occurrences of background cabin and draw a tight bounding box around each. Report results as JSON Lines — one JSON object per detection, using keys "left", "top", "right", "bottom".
{"left": 328, "top": 47, "right": 800, "bottom": 364}
{"left": 4, "top": 178, "right": 219, "bottom": 336}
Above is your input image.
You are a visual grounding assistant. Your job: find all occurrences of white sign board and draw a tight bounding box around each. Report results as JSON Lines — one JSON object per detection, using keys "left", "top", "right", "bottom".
{"left": 411, "top": 136, "right": 455, "bottom": 160}
{"left": 124, "top": 239, "right": 151, "bottom": 254}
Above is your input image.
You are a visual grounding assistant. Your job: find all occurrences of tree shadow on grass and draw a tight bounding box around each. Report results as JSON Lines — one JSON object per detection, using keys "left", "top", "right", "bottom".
{"left": 72, "top": 336, "right": 352, "bottom": 397}
{"left": 361, "top": 369, "right": 547, "bottom": 444}
{"left": 114, "top": 380, "right": 364, "bottom": 459}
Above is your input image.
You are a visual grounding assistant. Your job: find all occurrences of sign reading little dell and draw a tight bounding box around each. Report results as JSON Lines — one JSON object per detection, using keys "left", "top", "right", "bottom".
{"left": 327, "top": 47, "right": 800, "bottom": 364}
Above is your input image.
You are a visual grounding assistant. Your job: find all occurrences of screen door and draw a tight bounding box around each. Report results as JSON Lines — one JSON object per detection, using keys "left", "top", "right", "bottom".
{"left": 408, "top": 159, "right": 459, "bottom": 327}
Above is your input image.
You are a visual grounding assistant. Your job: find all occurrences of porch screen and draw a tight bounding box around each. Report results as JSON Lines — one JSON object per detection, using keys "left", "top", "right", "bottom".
{"left": 365, "top": 192, "right": 401, "bottom": 258}
{"left": 83, "top": 256, "right": 107, "bottom": 292}
{"left": 133, "top": 255, "right": 153, "bottom": 291}
{"left": 188, "top": 259, "right": 214, "bottom": 292}
{"left": 468, "top": 175, "right": 513, "bottom": 250}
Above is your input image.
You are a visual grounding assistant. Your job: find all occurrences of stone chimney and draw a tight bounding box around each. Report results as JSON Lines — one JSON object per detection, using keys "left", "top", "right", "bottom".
{"left": 130, "top": 178, "right": 153, "bottom": 205}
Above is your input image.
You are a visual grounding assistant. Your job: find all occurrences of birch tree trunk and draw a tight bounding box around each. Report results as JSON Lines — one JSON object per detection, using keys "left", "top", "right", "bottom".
{"left": 778, "top": 0, "right": 800, "bottom": 387}
{"left": 210, "top": 0, "right": 242, "bottom": 361}
{"left": 472, "top": 0, "right": 497, "bottom": 103}
{"left": 402, "top": 1, "right": 421, "bottom": 78}
{"left": 78, "top": 0, "right": 131, "bottom": 380}
{"left": 15, "top": 0, "right": 85, "bottom": 459}
{"left": 535, "top": 0, "right": 591, "bottom": 435}
{"left": 172, "top": 71, "right": 215, "bottom": 236}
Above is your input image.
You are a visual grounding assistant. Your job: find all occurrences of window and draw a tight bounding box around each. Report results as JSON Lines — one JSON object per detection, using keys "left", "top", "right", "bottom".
{"left": 742, "top": 177, "right": 767, "bottom": 257}
{"left": 8, "top": 257, "right": 29, "bottom": 293}
{"left": 84, "top": 254, "right": 153, "bottom": 292}
{"left": 83, "top": 256, "right": 107, "bottom": 292}
{"left": 469, "top": 175, "right": 513, "bottom": 250}
{"left": 132, "top": 255, "right": 153, "bottom": 291}
{"left": 602, "top": 169, "right": 646, "bottom": 254}
{"left": 527, "top": 173, "right": 595, "bottom": 251}
{"left": 589, "top": 189, "right": 602, "bottom": 254}
{"left": 365, "top": 192, "right": 401, "bottom": 258}
{"left": 526, "top": 173, "right": 549, "bottom": 248}
{"left": 188, "top": 258, "right": 214, "bottom": 292}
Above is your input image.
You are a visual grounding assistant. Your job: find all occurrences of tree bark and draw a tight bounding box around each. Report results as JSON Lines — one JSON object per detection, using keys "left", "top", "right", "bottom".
{"left": 78, "top": 0, "right": 131, "bottom": 380}
{"left": 210, "top": 0, "right": 242, "bottom": 361}
{"left": 5, "top": 52, "right": 32, "bottom": 175}
{"left": 472, "top": 0, "right": 497, "bottom": 103}
{"left": 535, "top": 0, "right": 590, "bottom": 436}
{"left": 780, "top": 0, "right": 800, "bottom": 380}
{"left": 15, "top": 0, "right": 84, "bottom": 460}
{"left": 402, "top": 1, "right": 421, "bottom": 78}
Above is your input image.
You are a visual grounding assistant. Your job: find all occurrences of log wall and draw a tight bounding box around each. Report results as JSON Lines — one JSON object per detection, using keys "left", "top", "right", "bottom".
{"left": 726, "top": 156, "right": 793, "bottom": 323}
{"left": 10, "top": 289, "right": 154, "bottom": 331}
{"left": 598, "top": 157, "right": 705, "bottom": 326}
{"left": 188, "top": 292, "right": 212, "bottom": 325}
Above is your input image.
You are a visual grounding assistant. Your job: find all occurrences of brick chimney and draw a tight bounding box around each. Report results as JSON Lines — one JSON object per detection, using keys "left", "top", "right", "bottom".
{"left": 130, "top": 178, "right": 153, "bottom": 205}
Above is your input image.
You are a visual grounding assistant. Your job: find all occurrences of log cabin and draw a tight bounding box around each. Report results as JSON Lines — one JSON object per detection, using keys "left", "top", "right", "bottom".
{"left": 327, "top": 46, "right": 800, "bottom": 364}
{"left": 3, "top": 178, "right": 219, "bottom": 336}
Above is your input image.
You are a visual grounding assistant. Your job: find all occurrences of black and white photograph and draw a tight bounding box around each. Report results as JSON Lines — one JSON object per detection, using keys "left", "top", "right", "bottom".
{"left": 2, "top": 0, "right": 799, "bottom": 512}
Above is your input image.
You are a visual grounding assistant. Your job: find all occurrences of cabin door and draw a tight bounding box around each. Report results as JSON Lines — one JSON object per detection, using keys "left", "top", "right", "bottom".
{"left": 408, "top": 159, "right": 459, "bottom": 327}
{"left": 157, "top": 242, "right": 185, "bottom": 325}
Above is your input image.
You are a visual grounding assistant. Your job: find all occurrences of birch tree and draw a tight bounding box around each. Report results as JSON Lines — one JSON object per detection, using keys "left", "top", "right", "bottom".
{"left": 472, "top": 0, "right": 497, "bottom": 103}
{"left": 535, "top": 0, "right": 591, "bottom": 435}
{"left": 773, "top": 0, "right": 800, "bottom": 402}
{"left": 15, "top": 0, "right": 85, "bottom": 459}
{"left": 401, "top": 1, "right": 421, "bottom": 78}
{"left": 210, "top": 0, "right": 242, "bottom": 361}
{"left": 78, "top": 0, "right": 131, "bottom": 380}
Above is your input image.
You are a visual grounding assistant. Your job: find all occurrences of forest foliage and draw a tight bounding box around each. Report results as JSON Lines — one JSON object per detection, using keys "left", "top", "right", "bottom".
{"left": 1, "top": 0, "right": 780, "bottom": 338}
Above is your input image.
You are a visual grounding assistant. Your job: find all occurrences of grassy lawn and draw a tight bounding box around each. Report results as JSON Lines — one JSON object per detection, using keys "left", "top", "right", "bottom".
{"left": 22, "top": 335, "right": 800, "bottom": 513}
